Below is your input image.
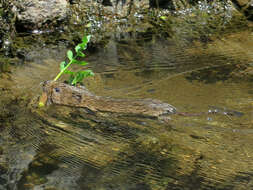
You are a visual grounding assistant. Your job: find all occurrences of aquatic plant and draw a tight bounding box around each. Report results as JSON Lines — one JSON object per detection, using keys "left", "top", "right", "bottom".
{"left": 39, "top": 34, "right": 94, "bottom": 107}
{"left": 54, "top": 34, "right": 94, "bottom": 85}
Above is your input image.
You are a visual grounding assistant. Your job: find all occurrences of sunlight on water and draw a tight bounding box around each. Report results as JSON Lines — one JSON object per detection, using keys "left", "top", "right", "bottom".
{"left": 0, "top": 30, "right": 253, "bottom": 189}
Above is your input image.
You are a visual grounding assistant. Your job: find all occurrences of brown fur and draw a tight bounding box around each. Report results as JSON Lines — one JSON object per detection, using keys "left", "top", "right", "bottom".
{"left": 42, "top": 81, "right": 177, "bottom": 118}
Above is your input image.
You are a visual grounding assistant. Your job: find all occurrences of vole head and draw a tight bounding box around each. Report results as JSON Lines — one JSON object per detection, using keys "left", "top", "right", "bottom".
{"left": 42, "top": 80, "right": 57, "bottom": 93}
{"left": 41, "top": 80, "right": 94, "bottom": 107}
{"left": 41, "top": 80, "right": 61, "bottom": 105}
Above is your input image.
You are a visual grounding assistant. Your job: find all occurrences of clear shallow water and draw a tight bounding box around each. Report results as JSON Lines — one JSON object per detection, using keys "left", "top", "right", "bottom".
{"left": 0, "top": 31, "right": 253, "bottom": 190}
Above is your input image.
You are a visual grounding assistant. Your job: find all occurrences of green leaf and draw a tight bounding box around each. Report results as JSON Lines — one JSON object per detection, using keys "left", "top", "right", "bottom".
{"left": 77, "top": 51, "right": 85, "bottom": 57}
{"left": 64, "top": 70, "right": 75, "bottom": 75}
{"left": 75, "top": 44, "right": 82, "bottom": 53}
{"left": 68, "top": 74, "right": 75, "bottom": 85}
{"left": 160, "top": 16, "right": 167, "bottom": 21}
{"left": 71, "top": 78, "right": 77, "bottom": 85}
{"left": 82, "top": 36, "right": 88, "bottom": 44}
{"left": 67, "top": 50, "right": 73, "bottom": 61}
{"left": 80, "top": 70, "right": 94, "bottom": 77}
{"left": 82, "top": 35, "right": 91, "bottom": 44}
{"left": 73, "top": 60, "right": 88, "bottom": 66}
{"left": 54, "top": 34, "right": 94, "bottom": 83}
{"left": 87, "top": 35, "right": 91, "bottom": 42}
{"left": 70, "top": 70, "right": 94, "bottom": 85}
{"left": 77, "top": 42, "right": 86, "bottom": 51}
{"left": 60, "top": 61, "right": 66, "bottom": 71}
{"left": 71, "top": 74, "right": 80, "bottom": 85}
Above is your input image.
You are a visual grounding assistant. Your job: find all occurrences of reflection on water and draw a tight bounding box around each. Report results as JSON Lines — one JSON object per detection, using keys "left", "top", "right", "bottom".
{"left": 0, "top": 31, "right": 253, "bottom": 190}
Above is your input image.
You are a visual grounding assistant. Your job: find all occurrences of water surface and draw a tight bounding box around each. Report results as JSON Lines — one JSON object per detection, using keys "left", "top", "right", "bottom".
{"left": 0, "top": 31, "right": 253, "bottom": 190}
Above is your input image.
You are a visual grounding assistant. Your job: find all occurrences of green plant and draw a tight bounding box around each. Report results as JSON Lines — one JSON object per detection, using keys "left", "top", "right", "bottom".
{"left": 54, "top": 34, "right": 94, "bottom": 85}
{"left": 38, "top": 34, "right": 94, "bottom": 107}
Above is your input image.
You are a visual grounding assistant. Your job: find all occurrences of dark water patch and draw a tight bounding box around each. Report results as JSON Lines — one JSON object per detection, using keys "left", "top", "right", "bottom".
{"left": 77, "top": 163, "right": 103, "bottom": 190}
{"left": 77, "top": 142, "right": 178, "bottom": 189}
{"left": 185, "top": 63, "right": 249, "bottom": 83}
{"left": 17, "top": 154, "right": 60, "bottom": 189}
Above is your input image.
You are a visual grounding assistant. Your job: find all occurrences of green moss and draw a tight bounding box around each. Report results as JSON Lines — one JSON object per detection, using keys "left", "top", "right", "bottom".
{"left": 0, "top": 57, "right": 20, "bottom": 74}
{"left": 0, "top": 0, "right": 250, "bottom": 68}
{"left": 148, "top": 2, "right": 250, "bottom": 44}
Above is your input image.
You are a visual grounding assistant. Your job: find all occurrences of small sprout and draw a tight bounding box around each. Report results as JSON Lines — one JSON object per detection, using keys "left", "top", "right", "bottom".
{"left": 38, "top": 102, "right": 45, "bottom": 107}
{"left": 67, "top": 50, "right": 73, "bottom": 61}
{"left": 160, "top": 16, "right": 168, "bottom": 21}
{"left": 53, "top": 34, "right": 94, "bottom": 84}
{"left": 39, "top": 34, "right": 94, "bottom": 107}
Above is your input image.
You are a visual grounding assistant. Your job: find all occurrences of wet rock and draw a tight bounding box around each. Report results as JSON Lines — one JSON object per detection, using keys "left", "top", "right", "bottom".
{"left": 114, "top": 0, "right": 149, "bottom": 17}
{"left": 80, "top": 0, "right": 149, "bottom": 18}
{"left": 149, "top": 0, "right": 175, "bottom": 9}
{"left": 12, "top": 0, "right": 70, "bottom": 31}
{"left": 0, "top": 1, "right": 14, "bottom": 51}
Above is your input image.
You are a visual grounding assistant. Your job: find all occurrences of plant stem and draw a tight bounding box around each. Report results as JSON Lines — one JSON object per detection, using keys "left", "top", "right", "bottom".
{"left": 53, "top": 56, "right": 75, "bottom": 81}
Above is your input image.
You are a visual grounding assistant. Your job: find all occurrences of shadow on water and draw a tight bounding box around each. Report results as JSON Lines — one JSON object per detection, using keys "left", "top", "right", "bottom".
{"left": 0, "top": 30, "right": 253, "bottom": 190}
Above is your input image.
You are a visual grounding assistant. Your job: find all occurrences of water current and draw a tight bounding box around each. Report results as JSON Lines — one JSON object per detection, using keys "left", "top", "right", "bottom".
{"left": 0, "top": 30, "right": 252, "bottom": 190}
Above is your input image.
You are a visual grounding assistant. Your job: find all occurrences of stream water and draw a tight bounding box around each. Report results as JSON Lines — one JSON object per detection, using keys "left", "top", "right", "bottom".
{"left": 0, "top": 30, "right": 253, "bottom": 190}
